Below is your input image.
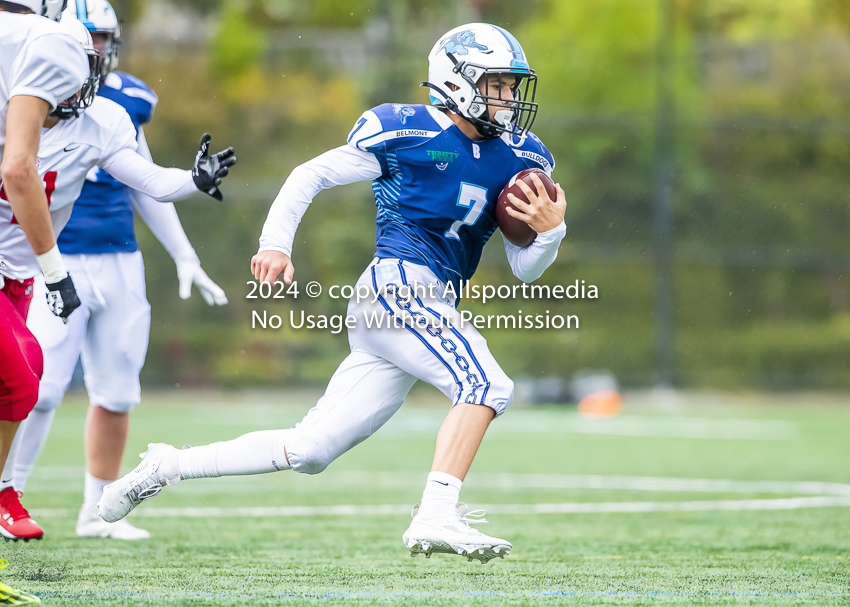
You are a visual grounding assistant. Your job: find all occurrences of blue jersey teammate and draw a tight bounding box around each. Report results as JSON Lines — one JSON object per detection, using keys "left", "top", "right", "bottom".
{"left": 99, "top": 23, "right": 567, "bottom": 562}
{"left": 13, "top": 0, "right": 228, "bottom": 542}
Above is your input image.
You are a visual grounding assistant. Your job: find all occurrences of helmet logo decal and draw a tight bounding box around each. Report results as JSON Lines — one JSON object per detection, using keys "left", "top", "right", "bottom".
{"left": 440, "top": 30, "right": 489, "bottom": 56}
{"left": 392, "top": 104, "right": 416, "bottom": 125}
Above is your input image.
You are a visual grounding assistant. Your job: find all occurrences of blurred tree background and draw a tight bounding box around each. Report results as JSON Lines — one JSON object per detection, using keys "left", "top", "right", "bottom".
{"left": 100, "top": 0, "right": 849, "bottom": 391}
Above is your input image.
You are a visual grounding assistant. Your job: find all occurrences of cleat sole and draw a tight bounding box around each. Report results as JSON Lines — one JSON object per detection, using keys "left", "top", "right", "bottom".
{"left": 2, "top": 535, "right": 43, "bottom": 542}
{"left": 406, "top": 539, "right": 510, "bottom": 564}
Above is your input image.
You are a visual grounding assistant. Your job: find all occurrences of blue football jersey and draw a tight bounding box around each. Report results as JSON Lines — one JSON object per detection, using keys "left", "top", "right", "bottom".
{"left": 57, "top": 72, "right": 159, "bottom": 254}
{"left": 347, "top": 103, "right": 555, "bottom": 294}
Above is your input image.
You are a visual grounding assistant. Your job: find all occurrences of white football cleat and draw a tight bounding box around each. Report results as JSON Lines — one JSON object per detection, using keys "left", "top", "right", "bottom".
{"left": 97, "top": 443, "right": 180, "bottom": 523}
{"left": 76, "top": 504, "right": 150, "bottom": 540}
{"left": 402, "top": 502, "right": 512, "bottom": 564}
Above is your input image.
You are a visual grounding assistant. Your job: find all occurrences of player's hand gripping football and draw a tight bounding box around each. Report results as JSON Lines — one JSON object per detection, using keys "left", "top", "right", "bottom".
{"left": 505, "top": 173, "right": 566, "bottom": 233}
{"left": 45, "top": 274, "right": 81, "bottom": 323}
{"left": 251, "top": 251, "right": 294, "bottom": 285}
{"left": 192, "top": 134, "right": 236, "bottom": 201}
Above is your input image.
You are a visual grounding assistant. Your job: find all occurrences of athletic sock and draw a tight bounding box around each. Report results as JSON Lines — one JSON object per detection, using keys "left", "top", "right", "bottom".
{"left": 83, "top": 473, "right": 112, "bottom": 511}
{"left": 178, "top": 429, "right": 291, "bottom": 480}
{"left": 177, "top": 443, "right": 220, "bottom": 480}
{"left": 0, "top": 424, "right": 24, "bottom": 493}
{"left": 13, "top": 408, "right": 56, "bottom": 492}
{"left": 415, "top": 471, "right": 462, "bottom": 520}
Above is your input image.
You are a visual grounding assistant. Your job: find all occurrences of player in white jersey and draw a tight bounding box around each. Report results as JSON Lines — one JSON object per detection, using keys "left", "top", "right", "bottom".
{"left": 0, "top": 14, "right": 236, "bottom": 548}
{"left": 0, "top": 1, "right": 83, "bottom": 603}
{"left": 99, "top": 24, "right": 566, "bottom": 564}
{"left": 0, "top": 96, "right": 236, "bottom": 283}
{"left": 12, "top": 0, "right": 229, "bottom": 542}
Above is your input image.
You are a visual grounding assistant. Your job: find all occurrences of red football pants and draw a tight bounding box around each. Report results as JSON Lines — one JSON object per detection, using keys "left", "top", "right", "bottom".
{"left": 0, "top": 276, "right": 42, "bottom": 422}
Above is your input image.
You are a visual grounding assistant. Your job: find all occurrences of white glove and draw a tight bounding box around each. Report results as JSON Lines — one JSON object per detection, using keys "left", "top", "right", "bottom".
{"left": 175, "top": 256, "right": 228, "bottom": 306}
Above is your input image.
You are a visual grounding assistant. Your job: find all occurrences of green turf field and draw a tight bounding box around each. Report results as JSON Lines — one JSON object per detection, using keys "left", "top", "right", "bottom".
{"left": 3, "top": 389, "right": 849, "bottom": 606}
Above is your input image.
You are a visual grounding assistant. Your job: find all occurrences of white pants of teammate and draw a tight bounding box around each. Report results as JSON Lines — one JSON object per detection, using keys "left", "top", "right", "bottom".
{"left": 14, "top": 251, "right": 151, "bottom": 489}
{"left": 281, "top": 257, "right": 514, "bottom": 475}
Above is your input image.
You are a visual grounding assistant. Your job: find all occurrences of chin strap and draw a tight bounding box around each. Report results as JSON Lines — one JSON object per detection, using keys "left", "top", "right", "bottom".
{"left": 421, "top": 79, "right": 519, "bottom": 142}
{"left": 420, "top": 81, "right": 501, "bottom": 139}
{"left": 419, "top": 82, "right": 460, "bottom": 114}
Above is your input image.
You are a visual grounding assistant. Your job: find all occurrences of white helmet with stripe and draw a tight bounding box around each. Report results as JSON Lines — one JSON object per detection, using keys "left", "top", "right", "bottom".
{"left": 62, "top": 0, "right": 121, "bottom": 75}
{"left": 422, "top": 23, "right": 538, "bottom": 144}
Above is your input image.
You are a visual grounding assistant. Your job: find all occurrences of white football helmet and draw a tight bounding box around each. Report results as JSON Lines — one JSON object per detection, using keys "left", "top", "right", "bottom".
{"left": 422, "top": 23, "right": 538, "bottom": 144}
{"left": 52, "top": 15, "right": 101, "bottom": 119}
{"left": 4, "top": 0, "right": 68, "bottom": 20}
{"left": 61, "top": 0, "right": 121, "bottom": 75}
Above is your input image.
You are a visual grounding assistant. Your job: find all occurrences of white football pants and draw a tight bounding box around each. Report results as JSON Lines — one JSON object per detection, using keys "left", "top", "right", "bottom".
{"left": 283, "top": 257, "right": 514, "bottom": 475}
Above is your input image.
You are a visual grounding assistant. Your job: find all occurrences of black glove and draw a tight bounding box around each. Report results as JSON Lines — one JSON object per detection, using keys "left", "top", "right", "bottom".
{"left": 45, "top": 274, "right": 81, "bottom": 323}
{"left": 192, "top": 134, "right": 237, "bottom": 201}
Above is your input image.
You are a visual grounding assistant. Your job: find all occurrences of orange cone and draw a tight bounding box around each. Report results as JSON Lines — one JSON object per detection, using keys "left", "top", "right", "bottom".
{"left": 577, "top": 390, "right": 622, "bottom": 419}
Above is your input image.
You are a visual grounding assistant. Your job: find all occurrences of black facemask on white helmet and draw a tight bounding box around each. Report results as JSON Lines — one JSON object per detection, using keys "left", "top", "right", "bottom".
{"left": 421, "top": 23, "right": 538, "bottom": 146}
{"left": 51, "top": 16, "right": 101, "bottom": 119}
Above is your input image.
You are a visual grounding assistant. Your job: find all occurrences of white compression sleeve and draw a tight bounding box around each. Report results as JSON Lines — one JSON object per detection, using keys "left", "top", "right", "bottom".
{"left": 129, "top": 128, "right": 197, "bottom": 261}
{"left": 100, "top": 147, "right": 197, "bottom": 202}
{"left": 503, "top": 221, "right": 567, "bottom": 283}
{"left": 258, "top": 145, "right": 383, "bottom": 256}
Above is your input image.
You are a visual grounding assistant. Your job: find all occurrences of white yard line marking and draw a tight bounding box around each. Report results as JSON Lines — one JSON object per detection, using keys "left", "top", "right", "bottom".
{"left": 30, "top": 495, "right": 850, "bottom": 519}
{"left": 487, "top": 495, "right": 850, "bottom": 514}
{"left": 28, "top": 470, "right": 850, "bottom": 495}
{"left": 469, "top": 474, "right": 850, "bottom": 495}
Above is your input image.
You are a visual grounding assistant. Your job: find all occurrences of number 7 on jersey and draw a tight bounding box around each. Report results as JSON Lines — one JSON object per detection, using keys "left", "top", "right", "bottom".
{"left": 444, "top": 182, "right": 488, "bottom": 240}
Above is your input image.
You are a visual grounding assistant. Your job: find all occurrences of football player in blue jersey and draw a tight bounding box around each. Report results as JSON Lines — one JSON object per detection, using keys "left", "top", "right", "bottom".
{"left": 13, "top": 0, "right": 229, "bottom": 541}
{"left": 99, "top": 23, "right": 566, "bottom": 562}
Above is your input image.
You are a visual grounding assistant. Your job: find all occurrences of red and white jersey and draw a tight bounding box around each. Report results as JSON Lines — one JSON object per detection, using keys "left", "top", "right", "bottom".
{"left": 0, "top": 96, "right": 137, "bottom": 280}
{"left": 0, "top": 12, "right": 88, "bottom": 145}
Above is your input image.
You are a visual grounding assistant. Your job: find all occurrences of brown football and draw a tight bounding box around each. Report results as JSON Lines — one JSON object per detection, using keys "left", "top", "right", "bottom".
{"left": 496, "top": 168, "right": 557, "bottom": 247}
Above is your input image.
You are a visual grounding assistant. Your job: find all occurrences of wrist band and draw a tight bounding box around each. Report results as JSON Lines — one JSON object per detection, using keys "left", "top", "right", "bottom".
{"left": 36, "top": 244, "right": 67, "bottom": 283}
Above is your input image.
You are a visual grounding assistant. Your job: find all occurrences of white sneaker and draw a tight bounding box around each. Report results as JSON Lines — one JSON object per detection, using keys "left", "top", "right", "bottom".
{"left": 76, "top": 504, "right": 150, "bottom": 540}
{"left": 97, "top": 443, "right": 180, "bottom": 523}
{"left": 402, "top": 502, "right": 512, "bottom": 563}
